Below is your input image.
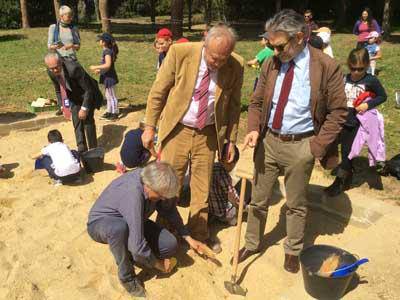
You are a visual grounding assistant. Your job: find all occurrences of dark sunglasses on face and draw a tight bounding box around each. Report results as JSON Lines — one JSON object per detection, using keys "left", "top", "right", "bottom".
{"left": 350, "top": 67, "right": 365, "bottom": 72}
{"left": 269, "top": 37, "right": 293, "bottom": 52}
{"left": 304, "top": 15, "right": 311, "bottom": 18}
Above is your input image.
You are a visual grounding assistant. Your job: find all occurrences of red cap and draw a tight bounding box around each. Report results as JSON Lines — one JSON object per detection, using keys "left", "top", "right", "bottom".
{"left": 176, "top": 37, "right": 189, "bottom": 43}
{"left": 156, "top": 28, "right": 173, "bottom": 39}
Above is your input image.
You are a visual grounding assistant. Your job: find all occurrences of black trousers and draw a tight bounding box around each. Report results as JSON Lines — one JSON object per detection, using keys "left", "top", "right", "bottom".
{"left": 339, "top": 123, "right": 361, "bottom": 172}
{"left": 70, "top": 103, "right": 97, "bottom": 152}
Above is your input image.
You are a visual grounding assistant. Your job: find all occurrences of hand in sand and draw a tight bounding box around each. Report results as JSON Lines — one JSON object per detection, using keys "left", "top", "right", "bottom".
{"left": 184, "top": 236, "right": 215, "bottom": 258}
{"left": 154, "top": 258, "right": 177, "bottom": 273}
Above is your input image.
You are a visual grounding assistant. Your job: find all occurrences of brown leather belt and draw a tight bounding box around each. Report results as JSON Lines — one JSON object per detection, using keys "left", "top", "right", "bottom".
{"left": 267, "top": 128, "right": 314, "bottom": 142}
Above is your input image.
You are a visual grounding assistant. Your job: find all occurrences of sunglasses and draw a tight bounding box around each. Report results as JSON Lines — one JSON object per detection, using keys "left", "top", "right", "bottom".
{"left": 350, "top": 67, "right": 366, "bottom": 72}
{"left": 304, "top": 15, "right": 312, "bottom": 18}
{"left": 269, "top": 37, "right": 293, "bottom": 52}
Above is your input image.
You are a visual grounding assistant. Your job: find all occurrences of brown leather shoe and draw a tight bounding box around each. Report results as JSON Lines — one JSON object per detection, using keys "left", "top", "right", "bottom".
{"left": 284, "top": 254, "right": 300, "bottom": 273}
{"left": 231, "top": 247, "right": 259, "bottom": 264}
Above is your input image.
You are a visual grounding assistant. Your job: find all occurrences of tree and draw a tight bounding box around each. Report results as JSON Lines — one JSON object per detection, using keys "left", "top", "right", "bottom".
{"left": 187, "top": 0, "right": 192, "bottom": 31}
{"left": 335, "top": 0, "right": 348, "bottom": 29}
{"left": 53, "top": 0, "right": 60, "bottom": 20}
{"left": 150, "top": 0, "right": 156, "bottom": 27}
{"left": 94, "top": 0, "right": 101, "bottom": 22}
{"left": 171, "top": 0, "right": 184, "bottom": 39}
{"left": 20, "top": 0, "right": 30, "bottom": 28}
{"left": 99, "top": 0, "right": 111, "bottom": 33}
{"left": 275, "top": 0, "right": 282, "bottom": 13}
{"left": 382, "top": 0, "right": 392, "bottom": 39}
{"left": 204, "top": 0, "right": 212, "bottom": 26}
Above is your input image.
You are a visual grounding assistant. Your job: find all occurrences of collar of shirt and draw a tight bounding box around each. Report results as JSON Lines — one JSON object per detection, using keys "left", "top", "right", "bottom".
{"left": 280, "top": 45, "right": 309, "bottom": 72}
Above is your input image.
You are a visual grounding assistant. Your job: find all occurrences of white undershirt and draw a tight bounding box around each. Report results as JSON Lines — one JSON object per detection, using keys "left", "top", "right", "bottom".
{"left": 181, "top": 48, "right": 218, "bottom": 127}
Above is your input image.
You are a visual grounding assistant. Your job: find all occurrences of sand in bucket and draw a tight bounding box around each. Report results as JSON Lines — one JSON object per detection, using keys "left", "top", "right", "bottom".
{"left": 317, "top": 254, "right": 340, "bottom": 277}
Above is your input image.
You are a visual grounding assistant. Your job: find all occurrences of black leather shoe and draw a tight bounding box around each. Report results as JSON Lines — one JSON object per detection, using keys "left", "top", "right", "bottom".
{"left": 121, "top": 278, "right": 146, "bottom": 297}
{"left": 231, "top": 247, "right": 259, "bottom": 264}
{"left": 284, "top": 254, "right": 300, "bottom": 273}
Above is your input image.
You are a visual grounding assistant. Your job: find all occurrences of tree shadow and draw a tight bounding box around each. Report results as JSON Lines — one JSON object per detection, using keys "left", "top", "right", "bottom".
{"left": 386, "top": 34, "right": 400, "bottom": 44}
{"left": 118, "top": 103, "right": 146, "bottom": 120}
{"left": 0, "top": 112, "right": 36, "bottom": 124}
{"left": 350, "top": 157, "right": 384, "bottom": 191}
{"left": 0, "top": 162, "right": 19, "bottom": 179}
{"left": 0, "top": 34, "right": 26, "bottom": 42}
{"left": 97, "top": 124, "right": 127, "bottom": 153}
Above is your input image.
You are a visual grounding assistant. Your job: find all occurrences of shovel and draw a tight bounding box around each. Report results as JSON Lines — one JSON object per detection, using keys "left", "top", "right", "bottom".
{"left": 224, "top": 177, "right": 248, "bottom": 296}
{"left": 330, "top": 258, "right": 369, "bottom": 278}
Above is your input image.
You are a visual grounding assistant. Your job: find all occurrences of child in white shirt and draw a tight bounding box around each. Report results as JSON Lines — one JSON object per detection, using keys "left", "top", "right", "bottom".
{"left": 34, "top": 129, "right": 81, "bottom": 185}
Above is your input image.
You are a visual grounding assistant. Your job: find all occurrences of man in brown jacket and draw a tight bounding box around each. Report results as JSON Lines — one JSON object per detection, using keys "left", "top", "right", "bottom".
{"left": 142, "top": 25, "right": 244, "bottom": 251}
{"left": 239, "top": 9, "right": 348, "bottom": 273}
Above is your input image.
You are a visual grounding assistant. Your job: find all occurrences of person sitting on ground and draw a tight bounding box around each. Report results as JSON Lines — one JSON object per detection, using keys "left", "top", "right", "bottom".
{"left": 116, "top": 121, "right": 157, "bottom": 174}
{"left": 208, "top": 143, "right": 241, "bottom": 226}
{"left": 154, "top": 28, "right": 173, "bottom": 70}
{"left": 365, "top": 31, "right": 382, "bottom": 76}
{"left": 313, "top": 27, "right": 334, "bottom": 58}
{"left": 325, "top": 48, "right": 387, "bottom": 197}
{"left": 33, "top": 129, "right": 81, "bottom": 186}
{"left": 87, "top": 161, "right": 208, "bottom": 298}
{"left": 247, "top": 32, "right": 274, "bottom": 91}
{"left": 90, "top": 33, "right": 120, "bottom": 121}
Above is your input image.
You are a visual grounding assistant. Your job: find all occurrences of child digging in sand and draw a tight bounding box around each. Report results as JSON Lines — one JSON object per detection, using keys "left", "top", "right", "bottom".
{"left": 33, "top": 129, "right": 81, "bottom": 186}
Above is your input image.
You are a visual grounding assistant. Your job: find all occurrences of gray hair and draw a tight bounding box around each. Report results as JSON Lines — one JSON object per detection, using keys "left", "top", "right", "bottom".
{"left": 59, "top": 5, "right": 73, "bottom": 17}
{"left": 265, "top": 9, "right": 307, "bottom": 37}
{"left": 205, "top": 24, "right": 237, "bottom": 50}
{"left": 141, "top": 161, "right": 179, "bottom": 199}
{"left": 44, "top": 52, "right": 60, "bottom": 63}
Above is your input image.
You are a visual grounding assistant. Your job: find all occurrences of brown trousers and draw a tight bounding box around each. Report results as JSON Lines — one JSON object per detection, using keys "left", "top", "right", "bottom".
{"left": 161, "top": 123, "right": 218, "bottom": 241}
{"left": 245, "top": 131, "right": 315, "bottom": 255}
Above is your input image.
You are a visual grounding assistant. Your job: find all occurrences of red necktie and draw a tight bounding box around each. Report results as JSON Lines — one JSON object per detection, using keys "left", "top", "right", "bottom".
{"left": 195, "top": 69, "right": 211, "bottom": 130}
{"left": 272, "top": 61, "right": 295, "bottom": 130}
{"left": 58, "top": 75, "right": 71, "bottom": 120}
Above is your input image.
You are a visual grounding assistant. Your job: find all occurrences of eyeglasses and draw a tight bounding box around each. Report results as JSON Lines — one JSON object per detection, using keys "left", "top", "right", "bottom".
{"left": 304, "top": 15, "right": 311, "bottom": 18}
{"left": 269, "top": 37, "right": 293, "bottom": 52}
{"left": 350, "top": 67, "right": 365, "bottom": 72}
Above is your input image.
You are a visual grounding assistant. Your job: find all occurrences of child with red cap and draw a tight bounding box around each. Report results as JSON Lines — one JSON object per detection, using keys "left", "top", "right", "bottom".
{"left": 154, "top": 28, "right": 173, "bottom": 69}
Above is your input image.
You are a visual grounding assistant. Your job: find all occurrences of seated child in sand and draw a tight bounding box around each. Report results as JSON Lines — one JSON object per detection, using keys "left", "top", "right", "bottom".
{"left": 33, "top": 129, "right": 81, "bottom": 185}
{"left": 116, "top": 121, "right": 157, "bottom": 173}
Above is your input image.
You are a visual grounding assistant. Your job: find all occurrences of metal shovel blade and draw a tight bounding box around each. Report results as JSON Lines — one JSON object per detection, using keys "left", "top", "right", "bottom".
{"left": 224, "top": 280, "right": 247, "bottom": 296}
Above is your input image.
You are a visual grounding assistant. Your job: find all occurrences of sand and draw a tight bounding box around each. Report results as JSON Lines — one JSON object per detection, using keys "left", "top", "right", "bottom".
{"left": 1, "top": 110, "right": 400, "bottom": 300}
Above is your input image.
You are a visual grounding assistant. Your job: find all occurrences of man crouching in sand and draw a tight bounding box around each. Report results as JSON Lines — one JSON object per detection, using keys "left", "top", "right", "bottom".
{"left": 87, "top": 161, "right": 206, "bottom": 297}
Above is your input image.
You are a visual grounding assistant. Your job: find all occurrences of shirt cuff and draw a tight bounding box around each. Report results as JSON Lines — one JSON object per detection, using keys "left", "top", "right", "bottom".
{"left": 178, "top": 226, "right": 190, "bottom": 237}
{"left": 81, "top": 106, "right": 88, "bottom": 111}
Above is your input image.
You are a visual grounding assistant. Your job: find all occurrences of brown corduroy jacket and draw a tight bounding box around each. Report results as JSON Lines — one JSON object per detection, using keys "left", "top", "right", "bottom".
{"left": 247, "top": 46, "right": 348, "bottom": 169}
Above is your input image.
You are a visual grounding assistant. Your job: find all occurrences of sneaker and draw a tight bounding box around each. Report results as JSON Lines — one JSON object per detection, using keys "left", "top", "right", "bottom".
{"left": 53, "top": 179, "right": 62, "bottom": 186}
{"left": 100, "top": 112, "right": 111, "bottom": 120}
{"left": 120, "top": 278, "right": 146, "bottom": 298}
{"left": 324, "top": 171, "right": 352, "bottom": 197}
{"left": 116, "top": 162, "right": 127, "bottom": 174}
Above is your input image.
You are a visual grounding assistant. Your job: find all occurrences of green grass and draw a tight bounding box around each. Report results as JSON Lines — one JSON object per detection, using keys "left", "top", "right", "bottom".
{"left": 1, "top": 21, "right": 400, "bottom": 157}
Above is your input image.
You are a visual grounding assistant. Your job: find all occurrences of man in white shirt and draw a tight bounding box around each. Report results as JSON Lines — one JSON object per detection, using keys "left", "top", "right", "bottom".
{"left": 142, "top": 25, "right": 244, "bottom": 251}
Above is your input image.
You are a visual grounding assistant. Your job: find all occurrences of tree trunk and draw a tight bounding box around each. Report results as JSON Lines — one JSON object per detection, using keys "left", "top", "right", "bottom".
{"left": 94, "top": 0, "right": 101, "bottom": 22}
{"left": 275, "top": 0, "right": 282, "bottom": 13}
{"left": 335, "top": 0, "right": 348, "bottom": 29}
{"left": 204, "top": 0, "right": 212, "bottom": 26}
{"left": 150, "top": 0, "right": 156, "bottom": 27}
{"left": 20, "top": 0, "right": 30, "bottom": 28}
{"left": 53, "top": 0, "right": 60, "bottom": 20}
{"left": 187, "top": 0, "right": 192, "bottom": 31}
{"left": 171, "top": 0, "right": 184, "bottom": 39}
{"left": 99, "top": 0, "right": 111, "bottom": 32}
{"left": 382, "top": 0, "right": 392, "bottom": 40}
{"left": 71, "top": 0, "right": 79, "bottom": 23}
